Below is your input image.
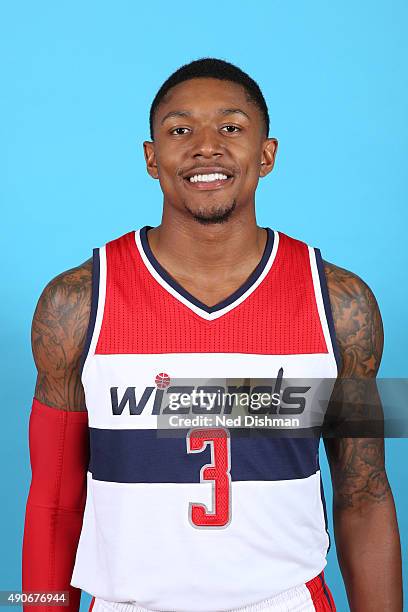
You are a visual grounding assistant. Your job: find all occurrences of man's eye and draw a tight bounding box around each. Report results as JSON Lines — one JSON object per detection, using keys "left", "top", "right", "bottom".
{"left": 170, "top": 127, "right": 190, "bottom": 135}
{"left": 221, "top": 125, "right": 241, "bottom": 133}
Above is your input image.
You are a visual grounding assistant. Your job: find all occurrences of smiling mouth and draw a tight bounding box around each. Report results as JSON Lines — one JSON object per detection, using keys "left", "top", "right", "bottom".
{"left": 183, "top": 171, "right": 234, "bottom": 191}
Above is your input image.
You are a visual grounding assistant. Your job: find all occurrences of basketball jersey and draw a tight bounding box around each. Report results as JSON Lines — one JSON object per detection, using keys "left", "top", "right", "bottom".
{"left": 70, "top": 226, "right": 340, "bottom": 612}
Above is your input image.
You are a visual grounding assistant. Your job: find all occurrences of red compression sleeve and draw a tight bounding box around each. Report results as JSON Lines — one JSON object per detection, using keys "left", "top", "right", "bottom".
{"left": 22, "top": 398, "right": 89, "bottom": 612}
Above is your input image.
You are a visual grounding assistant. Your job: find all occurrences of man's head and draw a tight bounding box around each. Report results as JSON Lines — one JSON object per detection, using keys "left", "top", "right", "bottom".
{"left": 144, "top": 58, "right": 278, "bottom": 225}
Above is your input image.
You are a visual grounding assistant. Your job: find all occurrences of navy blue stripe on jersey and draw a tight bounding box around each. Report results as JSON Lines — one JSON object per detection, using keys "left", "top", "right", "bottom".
{"left": 314, "top": 248, "right": 342, "bottom": 372}
{"left": 79, "top": 247, "right": 100, "bottom": 376}
{"left": 139, "top": 226, "right": 274, "bottom": 314}
{"left": 319, "top": 469, "right": 331, "bottom": 553}
{"left": 319, "top": 573, "right": 333, "bottom": 610}
{"left": 88, "top": 428, "right": 320, "bottom": 483}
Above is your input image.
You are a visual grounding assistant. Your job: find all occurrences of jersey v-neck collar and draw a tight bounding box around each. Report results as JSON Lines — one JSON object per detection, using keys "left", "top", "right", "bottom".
{"left": 134, "top": 225, "right": 279, "bottom": 321}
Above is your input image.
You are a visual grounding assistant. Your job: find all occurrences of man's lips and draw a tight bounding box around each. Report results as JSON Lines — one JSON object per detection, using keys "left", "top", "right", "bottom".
{"left": 183, "top": 176, "right": 235, "bottom": 191}
{"left": 181, "top": 166, "right": 235, "bottom": 191}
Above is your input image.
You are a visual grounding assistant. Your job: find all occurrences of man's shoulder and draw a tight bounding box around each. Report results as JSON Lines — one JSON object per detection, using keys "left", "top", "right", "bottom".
{"left": 35, "top": 257, "right": 93, "bottom": 318}
{"left": 322, "top": 260, "right": 383, "bottom": 376}
{"left": 323, "top": 259, "right": 373, "bottom": 298}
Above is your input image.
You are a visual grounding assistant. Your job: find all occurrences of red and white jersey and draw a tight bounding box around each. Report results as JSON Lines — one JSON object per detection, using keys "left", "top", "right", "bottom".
{"left": 70, "top": 226, "right": 340, "bottom": 611}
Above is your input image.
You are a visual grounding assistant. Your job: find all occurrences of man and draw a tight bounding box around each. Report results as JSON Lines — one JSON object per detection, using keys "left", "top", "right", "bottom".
{"left": 22, "top": 58, "right": 402, "bottom": 611}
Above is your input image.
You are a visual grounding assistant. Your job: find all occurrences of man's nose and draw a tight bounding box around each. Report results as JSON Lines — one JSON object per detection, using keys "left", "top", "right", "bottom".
{"left": 191, "top": 127, "right": 223, "bottom": 158}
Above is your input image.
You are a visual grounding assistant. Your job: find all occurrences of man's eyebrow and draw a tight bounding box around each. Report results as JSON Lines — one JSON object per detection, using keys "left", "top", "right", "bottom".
{"left": 217, "top": 108, "right": 251, "bottom": 120}
{"left": 160, "top": 108, "right": 251, "bottom": 125}
{"left": 160, "top": 110, "right": 192, "bottom": 125}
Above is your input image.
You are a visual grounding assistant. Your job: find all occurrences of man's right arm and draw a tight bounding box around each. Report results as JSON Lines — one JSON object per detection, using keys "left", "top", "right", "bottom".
{"left": 32, "top": 258, "right": 92, "bottom": 410}
{"left": 22, "top": 258, "right": 93, "bottom": 611}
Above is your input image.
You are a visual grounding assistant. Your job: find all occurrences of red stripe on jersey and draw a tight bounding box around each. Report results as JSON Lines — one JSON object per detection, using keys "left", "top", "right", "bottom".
{"left": 306, "top": 572, "right": 336, "bottom": 610}
{"left": 96, "top": 230, "right": 328, "bottom": 355}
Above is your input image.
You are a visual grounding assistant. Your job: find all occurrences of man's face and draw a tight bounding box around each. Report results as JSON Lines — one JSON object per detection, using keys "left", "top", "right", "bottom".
{"left": 144, "top": 78, "right": 278, "bottom": 225}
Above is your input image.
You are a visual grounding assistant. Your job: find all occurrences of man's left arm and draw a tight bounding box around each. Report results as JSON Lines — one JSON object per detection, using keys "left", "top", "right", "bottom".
{"left": 323, "top": 261, "right": 403, "bottom": 611}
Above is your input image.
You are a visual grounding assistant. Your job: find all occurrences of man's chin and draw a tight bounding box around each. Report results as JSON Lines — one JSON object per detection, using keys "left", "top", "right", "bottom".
{"left": 184, "top": 200, "right": 237, "bottom": 225}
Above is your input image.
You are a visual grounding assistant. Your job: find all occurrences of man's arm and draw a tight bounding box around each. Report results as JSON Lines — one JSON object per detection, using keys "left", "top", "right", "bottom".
{"left": 22, "top": 258, "right": 92, "bottom": 611}
{"left": 32, "top": 259, "right": 92, "bottom": 409}
{"left": 323, "top": 261, "right": 403, "bottom": 611}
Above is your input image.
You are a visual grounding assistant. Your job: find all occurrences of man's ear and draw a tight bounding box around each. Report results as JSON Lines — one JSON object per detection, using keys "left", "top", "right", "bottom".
{"left": 143, "top": 141, "right": 159, "bottom": 179}
{"left": 260, "top": 138, "right": 278, "bottom": 177}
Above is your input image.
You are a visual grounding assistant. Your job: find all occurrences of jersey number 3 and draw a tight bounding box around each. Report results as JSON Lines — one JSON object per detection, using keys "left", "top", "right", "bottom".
{"left": 186, "top": 428, "right": 231, "bottom": 528}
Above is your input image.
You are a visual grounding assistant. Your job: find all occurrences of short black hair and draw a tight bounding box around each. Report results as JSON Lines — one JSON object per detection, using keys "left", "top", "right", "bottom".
{"left": 149, "top": 57, "right": 270, "bottom": 140}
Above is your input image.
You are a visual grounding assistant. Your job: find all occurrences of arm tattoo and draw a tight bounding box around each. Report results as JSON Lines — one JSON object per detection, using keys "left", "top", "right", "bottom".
{"left": 323, "top": 261, "right": 391, "bottom": 510}
{"left": 324, "top": 262, "right": 383, "bottom": 377}
{"left": 32, "top": 258, "right": 92, "bottom": 411}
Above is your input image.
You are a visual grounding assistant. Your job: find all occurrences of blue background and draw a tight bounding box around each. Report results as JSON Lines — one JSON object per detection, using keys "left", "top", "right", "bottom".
{"left": 1, "top": 1, "right": 406, "bottom": 610}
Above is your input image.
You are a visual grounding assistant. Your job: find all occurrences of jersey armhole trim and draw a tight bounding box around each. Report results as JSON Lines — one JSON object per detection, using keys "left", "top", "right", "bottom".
{"left": 79, "top": 247, "right": 101, "bottom": 379}
{"left": 317, "top": 458, "right": 331, "bottom": 554}
{"left": 313, "top": 247, "right": 342, "bottom": 373}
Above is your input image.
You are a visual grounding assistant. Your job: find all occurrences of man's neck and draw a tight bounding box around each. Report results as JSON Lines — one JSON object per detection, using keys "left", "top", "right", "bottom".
{"left": 144, "top": 211, "right": 268, "bottom": 307}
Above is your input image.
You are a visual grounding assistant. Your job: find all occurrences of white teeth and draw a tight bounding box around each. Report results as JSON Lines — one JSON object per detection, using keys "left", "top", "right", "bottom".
{"left": 189, "top": 173, "right": 229, "bottom": 183}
